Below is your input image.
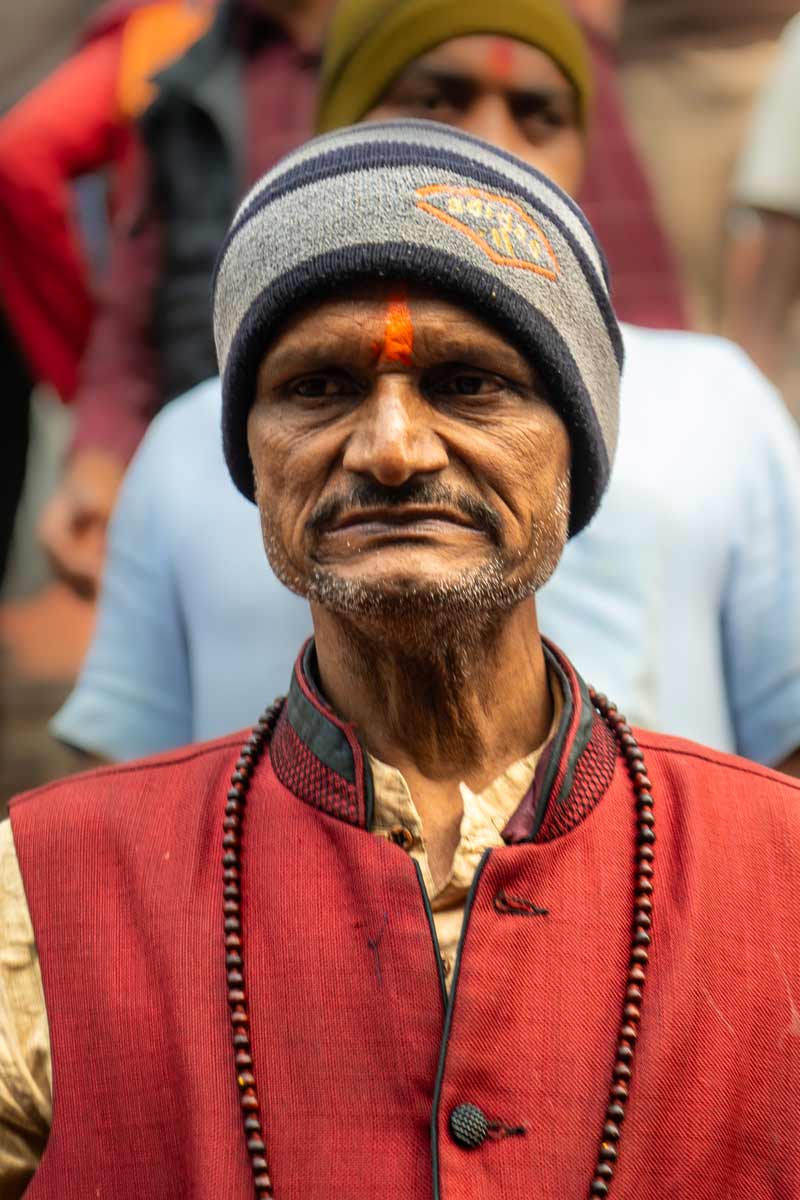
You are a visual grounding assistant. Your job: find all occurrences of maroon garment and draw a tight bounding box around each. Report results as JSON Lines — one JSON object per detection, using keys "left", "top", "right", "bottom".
{"left": 69, "top": 135, "right": 163, "bottom": 459}
{"left": 72, "top": 12, "right": 318, "bottom": 462}
{"left": 578, "top": 29, "right": 686, "bottom": 330}
{"left": 10, "top": 642, "right": 800, "bottom": 1198}
{"left": 233, "top": 3, "right": 319, "bottom": 191}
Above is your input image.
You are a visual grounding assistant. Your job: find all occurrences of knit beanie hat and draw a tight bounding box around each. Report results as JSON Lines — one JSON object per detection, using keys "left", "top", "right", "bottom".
{"left": 316, "top": 0, "right": 592, "bottom": 134}
{"left": 213, "top": 120, "right": 623, "bottom": 537}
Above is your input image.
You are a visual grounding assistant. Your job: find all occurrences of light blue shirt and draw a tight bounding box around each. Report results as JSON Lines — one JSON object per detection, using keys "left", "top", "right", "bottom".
{"left": 53, "top": 324, "right": 800, "bottom": 765}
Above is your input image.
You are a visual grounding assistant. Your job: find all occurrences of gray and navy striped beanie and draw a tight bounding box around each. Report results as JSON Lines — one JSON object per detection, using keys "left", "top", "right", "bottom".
{"left": 213, "top": 120, "right": 623, "bottom": 537}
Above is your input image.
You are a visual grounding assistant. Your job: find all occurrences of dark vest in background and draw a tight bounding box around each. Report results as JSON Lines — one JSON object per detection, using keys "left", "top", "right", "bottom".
{"left": 140, "top": 0, "right": 242, "bottom": 405}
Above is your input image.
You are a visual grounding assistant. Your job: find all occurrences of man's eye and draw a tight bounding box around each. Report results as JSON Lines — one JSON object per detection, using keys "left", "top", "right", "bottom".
{"left": 289, "top": 374, "right": 357, "bottom": 399}
{"left": 431, "top": 373, "right": 501, "bottom": 397}
{"left": 515, "top": 102, "right": 574, "bottom": 141}
{"left": 386, "top": 85, "right": 454, "bottom": 117}
{"left": 523, "top": 112, "right": 567, "bottom": 140}
{"left": 416, "top": 92, "right": 449, "bottom": 113}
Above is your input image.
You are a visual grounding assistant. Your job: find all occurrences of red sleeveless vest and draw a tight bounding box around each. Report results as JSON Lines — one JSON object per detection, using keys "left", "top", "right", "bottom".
{"left": 10, "top": 644, "right": 800, "bottom": 1198}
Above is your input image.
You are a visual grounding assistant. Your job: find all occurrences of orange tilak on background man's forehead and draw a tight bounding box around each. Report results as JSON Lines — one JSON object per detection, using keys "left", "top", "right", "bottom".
{"left": 487, "top": 37, "right": 516, "bottom": 80}
{"left": 372, "top": 288, "right": 415, "bottom": 365}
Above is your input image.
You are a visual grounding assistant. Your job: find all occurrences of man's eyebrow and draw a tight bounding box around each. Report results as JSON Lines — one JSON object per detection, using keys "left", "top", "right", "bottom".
{"left": 259, "top": 321, "right": 395, "bottom": 377}
{"left": 416, "top": 329, "right": 528, "bottom": 362}
{"left": 259, "top": 338, "right": 359, "bottom": 378}
{"left": 416, "top": 329, "right": 544, "bottom": 390}
{"left": 397, "top": 63, "right": 575, "bottom": 102}
{"left": 260, "top": 327, "right": 535, "bottom": 380}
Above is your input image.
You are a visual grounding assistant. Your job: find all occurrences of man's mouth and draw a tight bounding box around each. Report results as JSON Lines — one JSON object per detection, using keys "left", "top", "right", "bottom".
{"left": 307, "top": 485, "right": 503, "bottom": 547}
{"left": 325, "top": 506, "right": 479, "bottom": 534}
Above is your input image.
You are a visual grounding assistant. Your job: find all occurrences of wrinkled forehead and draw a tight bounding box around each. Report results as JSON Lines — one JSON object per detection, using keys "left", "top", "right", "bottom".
{"left": 258, "top": 278, "right": 535, "bottom": 373}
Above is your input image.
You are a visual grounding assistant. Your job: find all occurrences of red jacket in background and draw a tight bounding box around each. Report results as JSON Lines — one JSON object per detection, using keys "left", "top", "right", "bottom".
{"left": 10, "top": 643, "right": 800, "bottom": 1197}
{"left": 0, "top": 0, "right": 213, "bottom": 400}
{"left": 69, "top": 4, "right": 319, "bottom": 464}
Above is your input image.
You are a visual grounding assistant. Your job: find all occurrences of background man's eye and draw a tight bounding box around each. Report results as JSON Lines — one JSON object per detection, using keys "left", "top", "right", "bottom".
{"left": 392, "top": 89, "right": 461, "bottom": 119}
{"left": 514, "top": 100, "right": 575, "bottom": 142}
{"left": 521, "top": 112, "right": 567, "bottom": 142}
{"left": 418, "top": 93, "right": 448, "bottom": 112}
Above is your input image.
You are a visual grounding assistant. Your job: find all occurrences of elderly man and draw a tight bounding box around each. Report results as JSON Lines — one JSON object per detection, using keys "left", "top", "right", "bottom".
{"left": 54, "top": 0, "right": 800, "bottom": 770}
{"left": 3, "top": 123, "right": 800, "bottom": 1199}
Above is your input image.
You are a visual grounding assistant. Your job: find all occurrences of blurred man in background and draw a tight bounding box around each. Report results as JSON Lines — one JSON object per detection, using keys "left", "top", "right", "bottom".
{"left": 0, "top": 0, "right": 218, "bottom": 802}
{"left": 37, "top": 0, "right": 335, "bottom": 597}
{"left": 0, "top": 0, "right": 98, "bottom": 581}
{"left": 0, "top": 0, "right": 215, "bottom": 407}
{"left": 0, "top": 0, "right": 214, "bottom": 581}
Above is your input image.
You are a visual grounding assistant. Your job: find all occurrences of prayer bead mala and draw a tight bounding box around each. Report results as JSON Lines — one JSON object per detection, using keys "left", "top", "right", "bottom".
{"left": 222, "top": 689, "right": 655, "bottom": 1199}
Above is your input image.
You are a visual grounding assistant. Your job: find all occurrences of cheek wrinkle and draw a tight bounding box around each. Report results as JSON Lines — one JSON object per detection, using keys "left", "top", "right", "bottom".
{"left": 371, "top": 291, "right": 414, "bottom": 366}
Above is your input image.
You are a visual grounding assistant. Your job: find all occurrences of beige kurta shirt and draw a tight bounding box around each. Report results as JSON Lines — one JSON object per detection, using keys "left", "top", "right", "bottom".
{"left": 0, "top": 679, "right": 560, "bottom": 1194}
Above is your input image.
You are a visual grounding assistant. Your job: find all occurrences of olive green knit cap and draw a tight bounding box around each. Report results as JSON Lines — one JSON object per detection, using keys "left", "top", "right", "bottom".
{"left": 316, "top": 0, "right": 592, "bottom": 134}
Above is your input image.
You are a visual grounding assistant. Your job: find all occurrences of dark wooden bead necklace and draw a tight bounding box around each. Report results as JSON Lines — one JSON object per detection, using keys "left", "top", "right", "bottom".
{"left": 223, "top": 688, "right": 655, "bottom": 1199}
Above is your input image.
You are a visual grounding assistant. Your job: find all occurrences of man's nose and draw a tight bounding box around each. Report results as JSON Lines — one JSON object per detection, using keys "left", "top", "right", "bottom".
{"left": 342, "top": 378, "right": 449, "bottom": 486}
{"left": 458, "top": 94, "right": 527, "bottom": 159}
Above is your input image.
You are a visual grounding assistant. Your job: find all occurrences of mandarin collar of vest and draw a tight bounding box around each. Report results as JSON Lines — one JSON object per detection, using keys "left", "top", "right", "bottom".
{"left": 270, "top": 639, "right": 616, "bottom": 845}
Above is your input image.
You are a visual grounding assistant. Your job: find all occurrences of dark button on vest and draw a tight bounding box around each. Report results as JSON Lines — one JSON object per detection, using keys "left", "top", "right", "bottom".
{"left": 449, "top": 1103, "right": 489, "bottom": 1149}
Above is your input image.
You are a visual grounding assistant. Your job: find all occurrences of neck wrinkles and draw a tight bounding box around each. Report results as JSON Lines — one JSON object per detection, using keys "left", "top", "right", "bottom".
{"left": 310, "top": 598, "right": 554, "bottom": 790}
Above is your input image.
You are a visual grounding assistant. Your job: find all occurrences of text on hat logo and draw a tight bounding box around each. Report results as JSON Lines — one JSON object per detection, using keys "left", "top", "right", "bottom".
{"left": 415, "top": 185, "right": 559, "bottom": 278}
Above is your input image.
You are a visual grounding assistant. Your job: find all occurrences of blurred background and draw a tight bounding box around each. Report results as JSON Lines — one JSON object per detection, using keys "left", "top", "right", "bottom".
{"left": 3, "top": 0, "right": 800, "bottom": 812}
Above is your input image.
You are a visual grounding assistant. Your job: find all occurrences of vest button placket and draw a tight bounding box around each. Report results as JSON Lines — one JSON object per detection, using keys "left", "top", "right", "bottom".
{"left": 225, "top": 688, "right": 656, "bottom": 1199}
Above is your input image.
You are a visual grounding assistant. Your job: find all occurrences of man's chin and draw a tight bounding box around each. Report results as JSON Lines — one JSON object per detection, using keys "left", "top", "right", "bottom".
{"left": 309, "top": 572, "right": 449, "bottom": 613}
{"left": 302, "top": 560, "right": 541, "bottom": 626}
{"left": 262, "top": 526, "right": 565, "bottom": 631}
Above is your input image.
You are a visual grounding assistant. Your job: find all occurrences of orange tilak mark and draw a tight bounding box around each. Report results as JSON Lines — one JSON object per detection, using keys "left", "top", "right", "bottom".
{"left": 487, "top": 38, "right": 515, "bottom": 81}
{"left": 372, "top": 291, "right": 414, "bottom": 365}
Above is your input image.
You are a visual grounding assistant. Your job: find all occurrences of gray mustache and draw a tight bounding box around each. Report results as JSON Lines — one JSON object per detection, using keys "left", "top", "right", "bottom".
{"left": 307, "top": 480, "right": 503, "bottom": 544}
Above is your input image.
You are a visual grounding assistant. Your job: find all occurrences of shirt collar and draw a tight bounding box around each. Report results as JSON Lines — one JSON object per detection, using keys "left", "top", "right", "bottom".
{"left": 269, "top": 638, "right": 616, "bottom": 844}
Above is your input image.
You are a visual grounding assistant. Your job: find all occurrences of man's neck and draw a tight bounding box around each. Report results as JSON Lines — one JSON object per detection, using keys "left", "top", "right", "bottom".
{"left": 311, "top": 598, "right": 553, "bottom": 883}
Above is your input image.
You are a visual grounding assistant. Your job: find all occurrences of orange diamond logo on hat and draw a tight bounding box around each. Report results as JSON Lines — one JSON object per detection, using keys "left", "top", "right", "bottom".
{"left": 415, "top": 185, "right": 559, "bottom": 279}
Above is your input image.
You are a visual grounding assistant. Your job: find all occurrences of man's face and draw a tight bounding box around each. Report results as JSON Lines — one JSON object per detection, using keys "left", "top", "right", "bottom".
{"left": 364, "top": 35, "right": 585, "bottom": 195}
{"left": 248, "top": 282, "right": 571, "bottom": 629}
